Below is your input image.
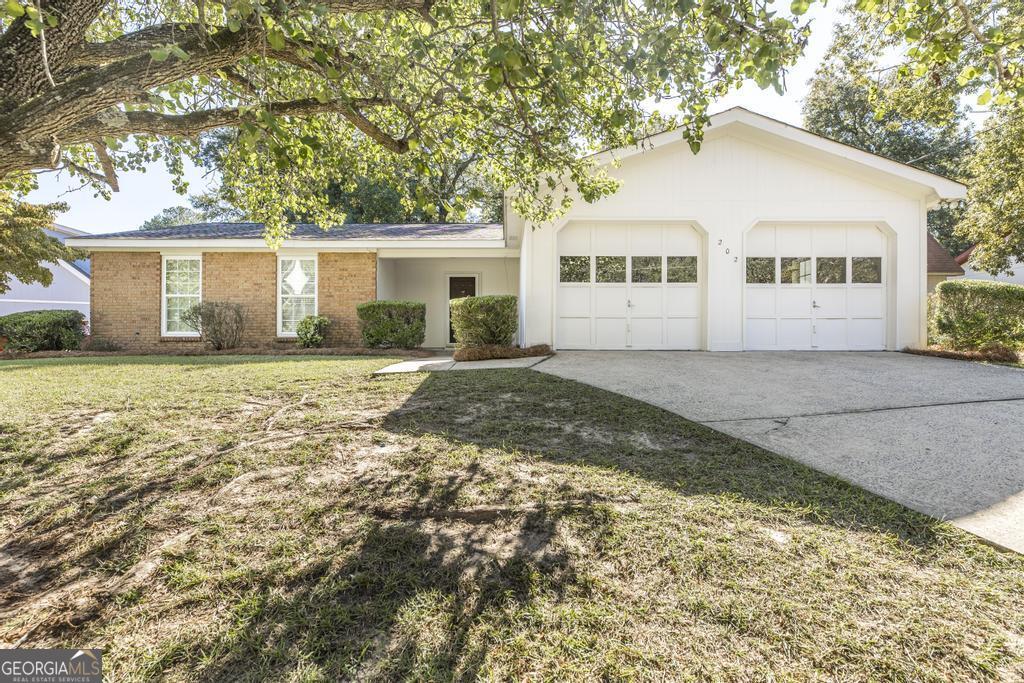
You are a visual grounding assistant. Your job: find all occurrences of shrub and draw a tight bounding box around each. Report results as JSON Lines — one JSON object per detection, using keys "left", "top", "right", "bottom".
{"left": 933, "top": 279, "right": 1024, "bottom": 350}
{"left": 357, "top": 301, "right": 426, "bottom": 348}
{"left": 452, "top": 343, "right": 551, "bottom": 362}
{"left": 80, "top": 336, "right": 122, "bottom": 352}
{"left": 0, "top": 309, "right": 85, "bottom": 352}
{"left": 296, "top": 315, "right": 331, "bottom": 348}
{"left": 181, "top": 302, "right": 247, "bottom": 350}
{"left": 449, "top": 295, "right": 517, "bottom": 347}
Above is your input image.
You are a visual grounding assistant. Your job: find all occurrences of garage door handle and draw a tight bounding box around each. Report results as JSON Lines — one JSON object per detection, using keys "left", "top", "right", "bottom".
{"left": 627, "top": 299, "right": 633, "bottom": 308}
{"left": 812, "top": 300, "right": 821, "bottom": 309}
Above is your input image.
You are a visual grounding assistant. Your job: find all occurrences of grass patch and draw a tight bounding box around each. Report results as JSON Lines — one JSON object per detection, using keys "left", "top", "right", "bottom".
{"left": 0, "top": 356, "right": 1022, "bottom": 680}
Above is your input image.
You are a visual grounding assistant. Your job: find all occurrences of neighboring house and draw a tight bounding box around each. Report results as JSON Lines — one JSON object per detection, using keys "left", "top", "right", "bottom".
{"left": 926, "top": 233, "right": 965, "bottom": 293}
{"left": 67, "top": 108, "right": 966, "bottom": 352}
{"left": 1, "top": 224, "right": 91, "bottom": 320}
{"left": 954, "top": 246, "right": 1024, "bottom": 285}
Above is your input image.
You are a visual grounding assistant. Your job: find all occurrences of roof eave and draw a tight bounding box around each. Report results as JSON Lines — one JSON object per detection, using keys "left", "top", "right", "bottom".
{"left": 65, "top": 237, "right": 510, "bottom": 250}
{"left": 589, "top": 107, "right": 968, "bottom": 202}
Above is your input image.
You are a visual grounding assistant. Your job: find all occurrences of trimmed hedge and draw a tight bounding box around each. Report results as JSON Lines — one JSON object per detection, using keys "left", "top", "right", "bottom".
{"left": 933, "top": 279, "right": 1024, "bottom": 350}
{"left": 0, "top": 309, "right": 86, "bottom": 352}
{"left": 449, "top": 295, "right": 517, "bottom": 347}
{"left": 357, "top": 300, "right": 426, "bottom": 348}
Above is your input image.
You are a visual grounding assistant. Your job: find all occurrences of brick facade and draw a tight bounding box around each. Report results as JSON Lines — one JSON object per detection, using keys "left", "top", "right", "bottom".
{"left": 202, "top": 252, "right": 277, "bottom": 344}
{"left": 89, "top": 250, "right": 377, "bottom": 350}
{"left": 318, "top": 252, "right": 377, "bottom": 345}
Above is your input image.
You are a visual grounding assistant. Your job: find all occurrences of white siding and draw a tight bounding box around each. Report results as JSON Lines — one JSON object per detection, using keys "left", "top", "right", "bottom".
{"left": 0, "top": 261, "right": 90, "bottom": 319}
{"left": 378, "top": 257, "right": 519, "bottom": 348}
{"left": 518, "top": 132, "right": 931, "bottom": 351}
{"left": 960, "top": 257, "right": 1024, "bottom": 285}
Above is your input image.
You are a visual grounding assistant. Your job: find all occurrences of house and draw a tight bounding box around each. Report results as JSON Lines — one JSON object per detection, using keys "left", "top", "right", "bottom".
{"left": 926, "top": 233, "right": 965, "bottom": 293}
{"left": 1, "top": 224, "right": 91, "bottom": 320}
{"left": 66, "top": 108, "right": 966, "bottom": 352}
{"left": 954, "top": 246, "right": 1024, "bottom": 285}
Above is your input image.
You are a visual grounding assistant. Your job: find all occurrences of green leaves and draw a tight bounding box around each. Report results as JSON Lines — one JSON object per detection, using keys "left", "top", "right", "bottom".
{"left": 3, "top": 0, "right": 24, "bottom": 18}
{"left": 790, "top": 0, "right": 811, "bottom": 16}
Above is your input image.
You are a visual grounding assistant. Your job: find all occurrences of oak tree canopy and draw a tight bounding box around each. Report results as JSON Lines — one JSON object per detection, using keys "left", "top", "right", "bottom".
{"left": 1, "top": 0, "right": 813, "bottom": 249}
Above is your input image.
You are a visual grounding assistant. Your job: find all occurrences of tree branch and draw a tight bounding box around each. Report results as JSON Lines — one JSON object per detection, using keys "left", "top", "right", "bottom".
{"left": 90, "top": 139, "right": 119, "bottom": 191}
{"left": 70, "top": 23, "right": 205, "bottom": 67}
{"left": 61, "top": 97, "right": 404, "bottom": 150}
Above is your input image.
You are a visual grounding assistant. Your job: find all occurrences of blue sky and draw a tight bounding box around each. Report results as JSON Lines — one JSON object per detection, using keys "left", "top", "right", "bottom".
{"left": 30, "top": 3, "right": 842, "bottom": 235}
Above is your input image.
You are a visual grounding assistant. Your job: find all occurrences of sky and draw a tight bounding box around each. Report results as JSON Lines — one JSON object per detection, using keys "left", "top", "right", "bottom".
{"left": 29, "top": 3, "right": 842, "bottom": 235}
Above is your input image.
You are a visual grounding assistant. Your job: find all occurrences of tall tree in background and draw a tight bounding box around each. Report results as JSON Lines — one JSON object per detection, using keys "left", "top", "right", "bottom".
{"left": 0, "top": 0, "right": 815, "bottom": 261}
{"left": 802, "top": 23, "right": 974, "bottom": 255}
{"left": 840, "top": 0, "right": 1024, "bottom": 272}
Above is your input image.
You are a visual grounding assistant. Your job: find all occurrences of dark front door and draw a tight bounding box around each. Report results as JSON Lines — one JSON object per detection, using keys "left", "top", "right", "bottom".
{"left": 449, "top": 276, "right": 477, "bottom": 343}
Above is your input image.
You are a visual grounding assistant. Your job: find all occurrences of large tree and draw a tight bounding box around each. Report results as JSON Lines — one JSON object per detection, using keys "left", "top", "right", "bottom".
{"left": 802, "top": 23, "right": 974, "bottom": 254}
{"left": 836, "top": 0, "right": 1024, "bottom": 272}
{"left": 0, "top": 0, "right": 813, "bottom": 251}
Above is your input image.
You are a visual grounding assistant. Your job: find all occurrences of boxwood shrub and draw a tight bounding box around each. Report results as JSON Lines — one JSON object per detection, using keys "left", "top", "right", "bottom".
{"left": 0, "top": 309, "right": 86, "bottom": 352}
{"left": 357, "top": 300, "right": 426, "bottom": 348}
{"left": 296, "top": 314, "right": 331, "bottom": 348}
{"left": 933, "top": 279, "right": 1024, "bottom": 350}
{"left": 449, "top": 295, "right": 517, "bottom": 347}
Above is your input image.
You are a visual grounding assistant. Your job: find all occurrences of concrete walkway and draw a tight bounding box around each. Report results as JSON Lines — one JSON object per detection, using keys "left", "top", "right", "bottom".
{"left": 535, "top": 351, "right": 1024, "bottom": 553}
{"left": 375, "top": 355, "right": 549, "bottom": 374}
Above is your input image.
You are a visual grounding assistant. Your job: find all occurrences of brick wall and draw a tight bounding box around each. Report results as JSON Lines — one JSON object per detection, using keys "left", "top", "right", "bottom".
{"left": 318, "top": 252, "right": 377, "bottom": 345}
{"left": 89, "top": 250, "right": 377, "bottom": 350}
{"left": 89, "top": 251, "right": 184, "bottom": 350}
{"left": 202, "top": 252, "right": 277, "bottom": 343}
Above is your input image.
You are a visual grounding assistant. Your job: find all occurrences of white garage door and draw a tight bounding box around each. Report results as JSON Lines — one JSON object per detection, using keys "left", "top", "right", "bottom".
{"left": 744, "top": 225, "right": 887, "bottom": 350}
{"left": 556, "top": 222, "right": 702, "bottom": 349}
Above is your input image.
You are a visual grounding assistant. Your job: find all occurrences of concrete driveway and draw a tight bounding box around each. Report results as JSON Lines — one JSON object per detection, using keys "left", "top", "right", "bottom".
{"left": 535, "top": 351, "right": 1024, "bottom": 552}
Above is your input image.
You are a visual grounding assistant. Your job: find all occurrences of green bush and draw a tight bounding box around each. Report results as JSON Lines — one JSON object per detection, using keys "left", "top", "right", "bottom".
{"left": 933, "top": 279, "right": 1024, "bottom": 350}
{"left": 81, "top": 337, "right": 122, "bottom": 352}
{"left": 0, "top": 309, "right": 86, "bottom": 352}
{"left": 449, "top": 295, "right": 517, "bottom": 347}
{"left": 181, "top": 301, "right": 247, "bottom": 350}
{"left": 357, "top": 300, "right": 426, "bottom": 348}
{"left": 296, "top": 315, "right": 331, "bottom": 348}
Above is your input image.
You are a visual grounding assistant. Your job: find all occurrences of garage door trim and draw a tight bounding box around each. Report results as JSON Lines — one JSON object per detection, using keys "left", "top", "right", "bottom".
{"left": 553, "top": 219, "right": 708, "bottom": 350}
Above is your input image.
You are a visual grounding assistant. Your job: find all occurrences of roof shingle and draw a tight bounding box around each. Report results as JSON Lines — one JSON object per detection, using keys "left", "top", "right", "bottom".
{"left": 74, "top": 222, "right": 503, "bottom": 241}
{"left": 927, "top": 233, "right": 964, "bottom": 275}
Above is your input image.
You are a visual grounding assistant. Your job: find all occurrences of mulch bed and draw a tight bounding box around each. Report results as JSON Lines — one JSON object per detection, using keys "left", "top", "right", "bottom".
{"left": 0, "top": 346, "right": 435, "bottom": 361}
{"left": 452, "top": 344, "right": 553, "bottom": 362}
{"left": 903, "top": 345, "right": 1022, "bottom": 365}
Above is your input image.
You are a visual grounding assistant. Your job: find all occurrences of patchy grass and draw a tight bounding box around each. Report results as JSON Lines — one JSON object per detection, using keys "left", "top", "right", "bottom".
{"left": 1, "top": 356, "right": 1022, "bottom": 681}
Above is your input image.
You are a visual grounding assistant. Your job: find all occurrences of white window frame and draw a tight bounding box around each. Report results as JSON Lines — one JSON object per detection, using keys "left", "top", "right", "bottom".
{"left": 277, "top": 255, "right": 318, "bottom": 337}
{"left": 161, "top": 254, "right": 202, "bottom": 337}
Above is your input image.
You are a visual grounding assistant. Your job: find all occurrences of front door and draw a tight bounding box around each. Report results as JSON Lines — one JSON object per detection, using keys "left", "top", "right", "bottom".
{"left": 448, "top": 275, "right": 477, "bottom": 343}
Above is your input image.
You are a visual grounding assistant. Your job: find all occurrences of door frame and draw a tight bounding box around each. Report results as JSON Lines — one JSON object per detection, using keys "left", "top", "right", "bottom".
{"left": 740, "top": 220, "right": 897, "bottom": 351}
{"left": 444, "top": 272, "right": 480, "bottom": 346}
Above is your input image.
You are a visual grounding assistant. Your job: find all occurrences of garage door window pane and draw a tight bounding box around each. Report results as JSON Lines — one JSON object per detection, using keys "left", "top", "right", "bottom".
{"left": 667, "top": 256, "right": 698, "bottom": 283}
{"left": 816, "top": 257, "right": 846, "bottom": 284}
{"left": 596, "top": 256, "right": 626, "bottom": 283}
{"left": 852, "top": 257, "right": 882, "bottom": 283}
{"left": 746, "top": 257, "right": 775, "bottom": 284}
{"left": 631, "top": 256, "right": 661, "bottom": 283}
{"left": 560, "top": 256, "right": 590, "bottom": 283}
{"left": 780, "top": 257, "right": 812, "bottom": 284}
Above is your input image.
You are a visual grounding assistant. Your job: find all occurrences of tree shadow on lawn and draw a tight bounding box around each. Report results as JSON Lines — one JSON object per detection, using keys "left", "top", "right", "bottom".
{"left": 161, "top": 369, "right": 978, "bottom": 680}
{"left": 379, "top": 369, "right": 948, "bottom": 549}
{"left": 5, "top": 365, "right": 1004, "bottom": 679}
{"left": 189, "top": 507, "right": 588, "bottom": 681}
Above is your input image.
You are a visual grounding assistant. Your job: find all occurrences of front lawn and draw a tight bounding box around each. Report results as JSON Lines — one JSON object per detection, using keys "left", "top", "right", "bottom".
{"left": 1, "top": 356, "right": 1022, "bottom": 680}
